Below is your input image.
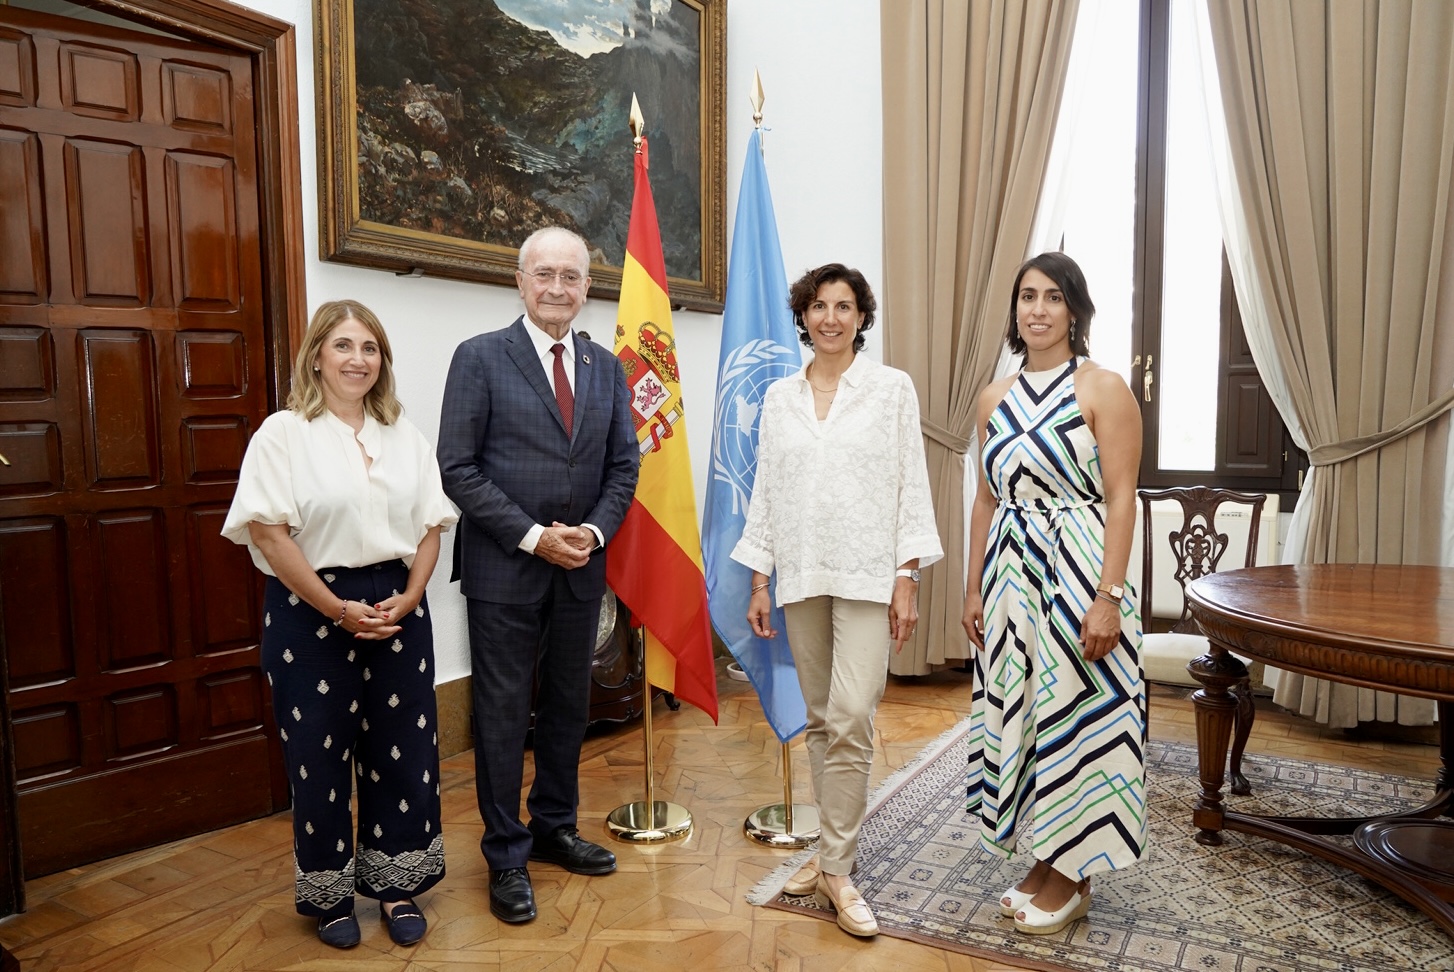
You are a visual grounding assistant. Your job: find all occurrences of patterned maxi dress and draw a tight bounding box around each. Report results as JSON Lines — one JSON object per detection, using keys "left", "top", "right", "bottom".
{"left": 966, "top": 356, "right": 1147, "bottom": 879}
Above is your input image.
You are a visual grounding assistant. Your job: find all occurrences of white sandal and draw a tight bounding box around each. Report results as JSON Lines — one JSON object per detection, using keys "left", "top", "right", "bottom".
{"left": 999, "top": 883, "right": 1035, "bottom": 917}
{"left": 1014, "top": 888, "right": 1091, "bottom": 935}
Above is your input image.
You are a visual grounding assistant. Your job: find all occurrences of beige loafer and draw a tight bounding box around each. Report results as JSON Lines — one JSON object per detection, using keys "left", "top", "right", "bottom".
{"left": 781, "top": 858, "right": 820, "bottom": 896}
{"left": 814, "top": 878, "right": 879, "bottom": 937}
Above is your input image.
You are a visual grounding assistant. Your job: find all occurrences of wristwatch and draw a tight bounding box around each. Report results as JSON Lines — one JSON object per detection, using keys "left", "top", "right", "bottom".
{"left": 1097, "top": 583, "right": 1124, "bottom": 600}
{"left": 896, "top": 569, "right": 921, "bottom": 583}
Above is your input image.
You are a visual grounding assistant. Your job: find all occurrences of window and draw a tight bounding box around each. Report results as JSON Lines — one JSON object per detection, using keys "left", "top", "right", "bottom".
{"left": 1041, "top": 0, "right": 1305, "bottom": 499}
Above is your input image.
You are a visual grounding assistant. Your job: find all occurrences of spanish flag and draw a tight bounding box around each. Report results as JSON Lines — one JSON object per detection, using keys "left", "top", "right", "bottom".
{"left": 607, "top": 137, "right": 719, "bottom": 722}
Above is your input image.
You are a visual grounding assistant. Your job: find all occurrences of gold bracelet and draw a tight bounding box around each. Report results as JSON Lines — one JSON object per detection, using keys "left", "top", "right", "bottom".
{"left": 750, "top": 582, "right": 770, "bottom": 593}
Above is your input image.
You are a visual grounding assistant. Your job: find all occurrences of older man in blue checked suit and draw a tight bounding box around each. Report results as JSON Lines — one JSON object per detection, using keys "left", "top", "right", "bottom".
{"left": 437, "top": 226, "right": 639, "bottom": 924}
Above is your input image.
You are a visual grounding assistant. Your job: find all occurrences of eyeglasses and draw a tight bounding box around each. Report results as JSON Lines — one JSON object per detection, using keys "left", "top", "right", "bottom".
{"left": 527, "top": 269, "right": 585, "bottom": 288}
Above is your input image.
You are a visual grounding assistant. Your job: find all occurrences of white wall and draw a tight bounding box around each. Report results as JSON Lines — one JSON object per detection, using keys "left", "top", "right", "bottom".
{"left": 236, "top": 0, "right": 884, "bottom": 681}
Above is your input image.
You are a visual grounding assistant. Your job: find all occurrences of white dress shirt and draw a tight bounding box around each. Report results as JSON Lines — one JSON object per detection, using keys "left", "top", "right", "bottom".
{"left": 517, "top": 319, "right": 604, "bottom": 554}
{"left": 731, "top": 354, "right": 943, "bottom": 605}
{"left": 222, "top": 408, "right": 458, "bottom": 574}
{"left": 522, "top": 316, "right": 577, "bottom": 397}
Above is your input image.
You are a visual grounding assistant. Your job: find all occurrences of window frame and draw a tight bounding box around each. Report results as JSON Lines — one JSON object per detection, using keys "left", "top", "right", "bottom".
{"left": 1130, "top": 0, "right": 1305, "bottom": 503}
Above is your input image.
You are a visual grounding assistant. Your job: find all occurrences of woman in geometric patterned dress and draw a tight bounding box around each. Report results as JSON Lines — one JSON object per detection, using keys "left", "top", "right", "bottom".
{"left": 961, "top": 253, "right": 1147, "bottom": 935}
{"left": 223, "top": 300, "right": 457, "bottom": 949}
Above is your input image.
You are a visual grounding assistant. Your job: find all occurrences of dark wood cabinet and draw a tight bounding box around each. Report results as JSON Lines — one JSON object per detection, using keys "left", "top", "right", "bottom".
{"left": 585, "top": 594, "right": 647, "bottom": 726}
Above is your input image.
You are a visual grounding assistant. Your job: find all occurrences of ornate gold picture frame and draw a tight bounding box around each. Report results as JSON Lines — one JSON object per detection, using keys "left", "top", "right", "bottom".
{"left": 315, "top": 0, "right": 726, "bottom": 311}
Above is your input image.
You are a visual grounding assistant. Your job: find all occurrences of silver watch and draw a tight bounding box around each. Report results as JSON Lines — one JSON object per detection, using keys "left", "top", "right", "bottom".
{"left": 896, "top": 569, "right": 921, "bottom": 583}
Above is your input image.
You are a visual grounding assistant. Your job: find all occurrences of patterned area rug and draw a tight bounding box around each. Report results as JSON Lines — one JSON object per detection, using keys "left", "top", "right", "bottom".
{"left": 753, "top": 721, "right": 1454, "bottom": 971}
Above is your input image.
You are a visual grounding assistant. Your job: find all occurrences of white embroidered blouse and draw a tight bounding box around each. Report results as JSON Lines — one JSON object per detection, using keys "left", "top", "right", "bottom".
{"left": 731, "top": 354, "right": 943, "bottom": 605}
{"left": 222, "top": 408, "right": 458, "bottom": 575}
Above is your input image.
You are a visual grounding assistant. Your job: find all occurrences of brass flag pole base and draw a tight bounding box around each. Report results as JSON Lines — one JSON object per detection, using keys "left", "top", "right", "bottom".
{"left": 608, "top": 634, "right": 693, "bottom": 843}
{"left": 744, "top": 739, "right": 820, "bottom": 847}
{"left": 607, "top": 798, "right": 693, "bottom": 843}
{"left": 744, "top": 804, "right": 820, "bottom": 847}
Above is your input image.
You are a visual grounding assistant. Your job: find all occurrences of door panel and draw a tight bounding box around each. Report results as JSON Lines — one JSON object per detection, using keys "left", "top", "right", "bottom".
{"left": 0, "top": 131, "right": 47, "bottom": 302}
{"left": 59, "top": 41, "right": 140, "bottom": 120}
{"left": 0, "top": 519, "right": 73, "bottom": 685}
{"left": 93, "top": 509, "right": 170, "bottom": 669}
{"left": 0, "top": 27, "right": 38, "bottom": 106}
{"left": 187, "top": 505, "right": 259, "bottom": 654}
{"left": 169, "top": 154, "right": 240, "bottom": 308}
{"left": 65, "top": 140, "right": 151, "bottom": 305}
{"left": 81, "top": 329, "right": 161, "bottom": 485}
{"left": 0, "top": 6, "right": 282, "bottom": 877}
{"left": 0, "top": 421, "right": 62, "bottom": 495}
{"left": 0, "top": 327, "right": 53, "bottom": 398}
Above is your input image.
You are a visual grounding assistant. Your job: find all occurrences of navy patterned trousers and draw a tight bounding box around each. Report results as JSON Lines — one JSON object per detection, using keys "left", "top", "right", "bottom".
{"left": 260, "top": 561, "right": 445, "bottom": 917}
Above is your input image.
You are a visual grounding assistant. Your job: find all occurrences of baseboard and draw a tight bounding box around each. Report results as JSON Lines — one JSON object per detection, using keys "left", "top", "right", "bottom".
{"left": 435, "top": 675, "right": 473, "bottom": 760}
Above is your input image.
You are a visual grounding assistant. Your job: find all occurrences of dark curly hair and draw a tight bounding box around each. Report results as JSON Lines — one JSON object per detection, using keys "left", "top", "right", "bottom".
{"left": 1005, "top": 251, "right": 1095, "bottom": 359}
{"left": 787, "top": 263, "right": 877, "bottom": 353}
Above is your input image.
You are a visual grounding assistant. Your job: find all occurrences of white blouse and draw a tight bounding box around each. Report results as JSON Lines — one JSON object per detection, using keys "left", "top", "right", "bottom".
{"left": 731, "top": 354, "right": 943, "bottom": 605}
{"left": 222, "top": 409, "right": 458, "bottom": 575}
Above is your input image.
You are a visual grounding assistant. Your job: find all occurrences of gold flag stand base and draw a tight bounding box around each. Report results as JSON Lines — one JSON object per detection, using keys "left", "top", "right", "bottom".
{"left": 744, "top": 740, "right": 820, "bottom": 847}
{"left": 744, "top": 803, "right": 820, "bottom": 847}
{"left": 607, "top": 799, "right": 693, "bottom": 843}
{"left": 608, "top": 635, "right": 693, "bottom": 843}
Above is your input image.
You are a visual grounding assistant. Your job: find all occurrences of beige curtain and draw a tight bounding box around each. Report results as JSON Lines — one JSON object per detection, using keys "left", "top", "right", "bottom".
{"left": 1203, "top": 1, "right": 1454, "bottom": 725}
{"left": 880, "top": 0, "right": 1080, "bottom": 675}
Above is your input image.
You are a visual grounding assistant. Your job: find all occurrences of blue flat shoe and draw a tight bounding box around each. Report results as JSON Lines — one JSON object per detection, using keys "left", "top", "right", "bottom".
{"left": 381, "top": 899, "right": 427, "bottom": 946}
{"left": 317, "top": 912, "right": 360, "bottom": 948}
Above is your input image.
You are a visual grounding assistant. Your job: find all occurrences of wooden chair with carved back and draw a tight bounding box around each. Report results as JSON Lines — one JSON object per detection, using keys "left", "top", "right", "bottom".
{"left": 1138, "top": 486, "right": 1268, "bottom": 795}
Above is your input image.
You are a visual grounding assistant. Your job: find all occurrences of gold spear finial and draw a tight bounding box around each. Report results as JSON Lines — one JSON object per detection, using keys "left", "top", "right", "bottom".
{"left": 629, "top": 93, "right": 645, "bottom": 150}
{"left": 750, "top": 68, "right": 765, "bottom": 128}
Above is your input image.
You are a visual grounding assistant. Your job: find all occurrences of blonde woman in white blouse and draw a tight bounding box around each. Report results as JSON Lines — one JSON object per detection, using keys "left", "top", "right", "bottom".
{"left": 222, "top": 300, "right": 457, "bottom": 950}
{"left": 732, "top": 264, "right": 942, "bottom": 938}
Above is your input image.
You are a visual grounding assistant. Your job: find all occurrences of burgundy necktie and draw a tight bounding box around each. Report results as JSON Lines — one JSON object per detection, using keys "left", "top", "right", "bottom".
{"left": 551, "top": 343, "right": 574, "bottom": 434}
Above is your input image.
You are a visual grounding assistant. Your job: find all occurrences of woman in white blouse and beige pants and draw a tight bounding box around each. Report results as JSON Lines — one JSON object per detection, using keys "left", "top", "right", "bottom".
{"left": 223, "top": 301, "right": 457, "bottom": 950}
{"left": 733, "top": 264, "right": 942, "bottom": 938}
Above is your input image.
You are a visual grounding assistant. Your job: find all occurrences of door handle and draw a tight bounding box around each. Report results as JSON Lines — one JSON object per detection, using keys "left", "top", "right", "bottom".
{"left": 1142, "top": 353, "right": 1154, "bottom": 402}
{"left": 0, "top": 452, "right": 9, "bottom": 466}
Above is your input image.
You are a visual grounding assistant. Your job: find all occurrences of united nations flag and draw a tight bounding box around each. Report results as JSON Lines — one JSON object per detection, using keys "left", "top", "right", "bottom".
{"left": 702, "top": 127, "right": 806, "bottom": 743}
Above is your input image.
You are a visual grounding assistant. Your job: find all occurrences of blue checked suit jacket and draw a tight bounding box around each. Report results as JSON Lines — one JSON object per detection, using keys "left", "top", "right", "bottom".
{"left": 437, "top": 317, "right": 639, "bottom": 603}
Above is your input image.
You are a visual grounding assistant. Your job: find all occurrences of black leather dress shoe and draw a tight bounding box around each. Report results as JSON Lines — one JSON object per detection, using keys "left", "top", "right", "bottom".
{"left": 489, "top": 867, "right": 537, "bottom": 923}
{"left": 528, "top": 825, "right": 617, "bottom": 875}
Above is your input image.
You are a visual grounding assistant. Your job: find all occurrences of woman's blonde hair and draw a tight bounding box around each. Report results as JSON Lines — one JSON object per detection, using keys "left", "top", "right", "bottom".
{"left": 287, "top": 300, "right": 401, "bottom": 423}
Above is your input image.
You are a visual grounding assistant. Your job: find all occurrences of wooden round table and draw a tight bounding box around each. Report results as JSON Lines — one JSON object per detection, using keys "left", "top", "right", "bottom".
{"left": 1186, "top": 563, "right": 1454, "bottom": 936}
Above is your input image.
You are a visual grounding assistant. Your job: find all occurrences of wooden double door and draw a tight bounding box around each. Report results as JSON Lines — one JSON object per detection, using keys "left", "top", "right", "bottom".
{"left": 0, "top": 6, "right": 286, "bottom": 877}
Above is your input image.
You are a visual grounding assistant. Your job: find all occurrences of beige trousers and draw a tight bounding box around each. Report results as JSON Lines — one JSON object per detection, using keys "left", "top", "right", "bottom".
{"left": 782, "top": 596, "right": 890, "bottom": 875}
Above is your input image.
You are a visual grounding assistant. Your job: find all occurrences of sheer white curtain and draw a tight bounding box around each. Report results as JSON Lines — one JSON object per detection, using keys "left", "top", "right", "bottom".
{"left": 880, "top": 0, "right": 1080, "bottom": 674}
{"left": 1029, "top": 0, "right": 1135, "bottom": 390}
{"left": 961, "top": 0, "right": 1135, "bottom": 571}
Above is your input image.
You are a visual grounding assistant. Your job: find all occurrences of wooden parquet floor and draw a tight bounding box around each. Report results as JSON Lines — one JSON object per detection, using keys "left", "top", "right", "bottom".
{"left": 0, "top": 668, "right": 1440, "bottom": 971}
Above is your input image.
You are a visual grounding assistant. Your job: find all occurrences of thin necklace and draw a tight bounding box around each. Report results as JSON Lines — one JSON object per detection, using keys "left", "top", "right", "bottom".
{"left": 807, "top": 365, "right": 839, "bottom": 395}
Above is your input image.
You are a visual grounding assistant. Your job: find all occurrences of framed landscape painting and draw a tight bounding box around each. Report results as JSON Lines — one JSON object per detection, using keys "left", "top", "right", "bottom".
{"left": 316, "top": 0, "right": 727, "bottom": 311}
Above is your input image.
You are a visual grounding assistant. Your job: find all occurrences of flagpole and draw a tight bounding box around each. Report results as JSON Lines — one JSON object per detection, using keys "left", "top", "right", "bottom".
{"left": 734, "top": 71, "right": 819, "bottom": 850}
{"left": 744, "top": 739, "right": 820, "bottom": 847}
{"left": 606, "top": 95, "right": 693, "bottom": 844}
{"left": 605, "top": 625, "right": 691, "bottom": 842}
